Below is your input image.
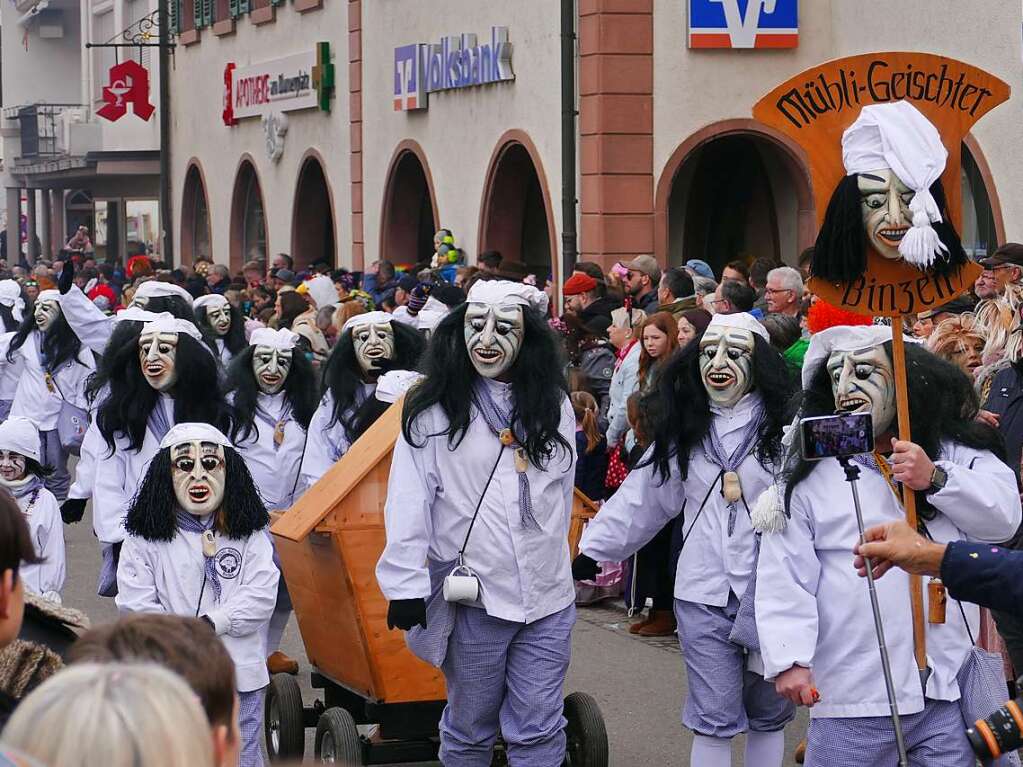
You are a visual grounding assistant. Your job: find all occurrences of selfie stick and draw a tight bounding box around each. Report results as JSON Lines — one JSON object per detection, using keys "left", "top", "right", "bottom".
{"left": 839, "top": 455, "right": 908, "bottom": 767}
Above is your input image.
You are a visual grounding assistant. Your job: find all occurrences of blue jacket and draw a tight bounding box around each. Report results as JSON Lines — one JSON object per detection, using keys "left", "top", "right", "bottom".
{"left": 942, "top": 540, "right": 1023, "bottom": 614}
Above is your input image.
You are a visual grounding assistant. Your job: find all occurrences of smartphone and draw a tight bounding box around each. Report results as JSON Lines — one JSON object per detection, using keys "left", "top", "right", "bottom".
{"left": 800, "top": 413, "right": 874, "bottom": 461}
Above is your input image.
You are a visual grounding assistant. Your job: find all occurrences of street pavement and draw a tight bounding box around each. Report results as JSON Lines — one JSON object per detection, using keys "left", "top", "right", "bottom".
{"left": 62, "top": 501, "right": 808, "bottom": 765}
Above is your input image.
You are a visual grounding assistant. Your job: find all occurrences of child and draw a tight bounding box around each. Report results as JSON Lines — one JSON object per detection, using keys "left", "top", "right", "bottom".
{"left": 571, "top": 391, "right": 608, "bottom": 502}
{"left": 0, "top": 417, "right": 64, "bottom": 602}
{"left": 117, "top": 422, "right": 278, "bottom": 767}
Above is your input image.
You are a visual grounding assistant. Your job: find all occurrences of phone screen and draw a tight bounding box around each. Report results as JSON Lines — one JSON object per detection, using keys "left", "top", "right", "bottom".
{"left": 800, "top": 413, "right": 874, "bottom": 461}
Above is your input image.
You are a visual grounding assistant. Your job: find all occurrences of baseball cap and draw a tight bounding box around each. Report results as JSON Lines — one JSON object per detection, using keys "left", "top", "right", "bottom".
{"left": 274, "top": 269, "right": 296, "bottom": 285}
{"left": 563, "top": 272, "right": 598, "bottom": 296}
{"left": 685, "top": 259, "right": 715, "bottom": 280}
{"left": 623, "top": 255, "right": 661, "bottom": 283}
{"left": 980, "top": 243, "right": 1023, "bottom": 269}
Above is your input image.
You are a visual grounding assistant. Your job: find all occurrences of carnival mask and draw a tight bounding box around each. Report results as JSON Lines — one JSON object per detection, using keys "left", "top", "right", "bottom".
{"left": 464, "top": 303, "right": 524, "bottom": 379}
{"left": 252, "top": 345, "right": 292, "bottom": 394}
{"left": 128, "top": 294, "right": 148, "bottom": 310}
{"left": 352, "top": 322, "right": 395, "bottom": 376}
{"left": 699, "top": 327, "right": 754, "bottom": 408}
{"left": 206, "top": 304, "right": 232, "bottom": 337}
{"left": 138, "top": 330, "right": 179, "bottom": 392}
{"left": 34, "top": 299, "right": 61, "bottom": 332}
{"left": 0, "top": 451, "right": 26, "bottom": 484}
{"left": 858, "top": 169, "right": 915, "bottom": 262}
{"left": 170, "top": 440, "right": 226, "bottom": 517}
{"left": 827, "top": 346, "right": 897, "bottom": 438}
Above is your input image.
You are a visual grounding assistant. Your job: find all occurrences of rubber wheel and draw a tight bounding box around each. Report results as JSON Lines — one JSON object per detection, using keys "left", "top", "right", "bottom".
{"left": 563, "top": 692, "right": 609, "bottom": 767}
{"left": 315, "top": 707, "right": 362, "bottom": 764}
{"left": 264, "top": 673, "right": 305, "bottom": 762}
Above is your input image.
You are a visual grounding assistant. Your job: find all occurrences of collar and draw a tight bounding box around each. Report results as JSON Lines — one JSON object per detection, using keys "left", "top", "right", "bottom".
{"left": 709, "top": 391, "right": 762, "bottom": 420}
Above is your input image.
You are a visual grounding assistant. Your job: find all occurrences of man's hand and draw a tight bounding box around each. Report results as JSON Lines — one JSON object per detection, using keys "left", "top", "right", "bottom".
{"left": 386, "top": 598, "right": 427, "bottom": 631}
{"left": 977, "top": 409, "right": 1001, "bottom": 429}
{"left": 853, "top": 520, "right": 946, "bottom": 579}
{"left": 889, "top": 438, "right": 935, "bottom": 491}
{"left": 775, "top": 665, "right": 818, "bottom": 707}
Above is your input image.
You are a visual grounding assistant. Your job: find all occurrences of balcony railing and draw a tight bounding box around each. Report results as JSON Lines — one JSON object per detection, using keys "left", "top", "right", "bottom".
{"left": 2, "top": 103, "right": 87, "bottom": 160}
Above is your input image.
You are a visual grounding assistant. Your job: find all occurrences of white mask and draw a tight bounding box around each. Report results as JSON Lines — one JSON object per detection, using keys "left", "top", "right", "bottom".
{"left": 858, "top": 169, "right": 914, "bottom": 261}
{"left": 34, "top": 299, "right": 61, "bottom": 332}
{"left": 170, "top": 440, "right": 226, "bottom": 517}
{"left": 352, "top": 322, "right": 395, "bottom": 375}
{"left": 699, "top": 327, "right": 755, "bottom": 408}
{"left": 252, "top": 345, "right": 292, "bottom": 394}
{"left": 464, "top": 303, "right": 524, "bottom": 379}
{"left": 129, "top": 294, "right": 149, "bottom": 310}
{"left": 827, "top": 345, "right": 897, "bottom": 438}
{"left": 205, "top": 304, "right": 232, "bottom": 337}
{"left": 138, "top": 330, "right": 179, "bottom": 392}
{"left": 0, "top": 451, "right": 26, "bottom": 484}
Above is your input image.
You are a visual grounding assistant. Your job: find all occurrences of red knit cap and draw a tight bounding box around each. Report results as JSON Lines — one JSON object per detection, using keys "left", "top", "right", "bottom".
{"left": 806, "top": 299, "right": 874, "bottom": 334}
{"left": 563, "top": 272, "right": 598, "bottom": 296}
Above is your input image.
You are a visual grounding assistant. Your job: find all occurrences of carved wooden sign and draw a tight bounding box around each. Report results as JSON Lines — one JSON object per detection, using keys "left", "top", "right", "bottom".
{"left": 753, "top": 52, "right": 1010, "bottom": 316}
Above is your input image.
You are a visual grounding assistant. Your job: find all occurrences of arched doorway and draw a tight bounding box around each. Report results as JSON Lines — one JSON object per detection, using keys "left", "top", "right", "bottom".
{"left": 291, "top": 155, "right": 336, "bottom": 270}
{"left": 656, "top": 121, "right": 815, "bottom": 275}
{"left": 479, "top": 134, "right": 556, "bottom": 283}
{"left": 961, "top": 140, "right": 1002, "bottom": 259}
{"left": 229, "top": 159, "right": 267, "bottom": 274}
{"left": 180, "top": 163, "right": 211, "bottom": 268}
{"left": 380, "top": 143, "right": 438, "bottom": 267}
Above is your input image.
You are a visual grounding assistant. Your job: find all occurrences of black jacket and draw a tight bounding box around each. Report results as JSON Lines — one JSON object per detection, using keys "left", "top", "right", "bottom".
{"left": 942, "top": 540, "right": 1023, "bottom": 614}
{"left": 983, "top": 364, "right": 1023, "bottom": 473}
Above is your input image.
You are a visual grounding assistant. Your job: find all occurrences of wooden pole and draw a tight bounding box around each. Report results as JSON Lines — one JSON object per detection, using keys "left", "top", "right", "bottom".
{"left": 889, "top": 329, "right": 928, "bottom": 684}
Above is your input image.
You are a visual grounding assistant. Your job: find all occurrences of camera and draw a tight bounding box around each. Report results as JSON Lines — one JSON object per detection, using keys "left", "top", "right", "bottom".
{"left": 967, "top": 698, "right": 1023, "bottom": 763}
{"left": 800, "top": 413, "right": 874, "bottom": 461}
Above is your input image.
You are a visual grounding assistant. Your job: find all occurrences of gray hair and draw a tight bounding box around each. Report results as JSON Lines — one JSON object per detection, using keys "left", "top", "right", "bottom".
{"left": 767, "top": 266, "right": 804, "bottom": 297}
{"left": 3, "top": 663, "right": 215, "bottom": 767}
{"left": 693, "top": 276, "right": 718, "bottom": 298}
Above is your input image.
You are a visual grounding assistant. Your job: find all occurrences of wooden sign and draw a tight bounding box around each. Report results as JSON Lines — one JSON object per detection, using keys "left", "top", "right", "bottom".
{"left": 753, "top": 52, "right": 1009, "bottom": 317}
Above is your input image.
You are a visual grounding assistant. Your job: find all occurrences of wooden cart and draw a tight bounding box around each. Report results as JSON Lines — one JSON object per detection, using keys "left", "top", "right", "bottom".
{"left": 269, "top": 399, "right": 608, "bottom": 765}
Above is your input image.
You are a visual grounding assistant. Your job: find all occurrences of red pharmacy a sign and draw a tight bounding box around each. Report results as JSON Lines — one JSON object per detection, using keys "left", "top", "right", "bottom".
{"left": 97, "top": 60, "right": 156, "bottom": 122}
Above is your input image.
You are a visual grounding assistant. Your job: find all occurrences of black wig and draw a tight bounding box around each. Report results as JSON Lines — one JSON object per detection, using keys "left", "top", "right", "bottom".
{"left": 141, "top": 295, "right": 195, "bottom": 321}
{"left": 785, "top": 341, "right": 1006, "bottom": 519}
{"left": 321, "top": 320, "right": 425, "bottom": 445}
{"left": 86, "top": 319, "right": 148, "bottom": 405}
{"left": 7, "top": 311, "right": 87, "bottom": 370}
{"left": 402, "top": 303, "right": 572, "bottom": 467}
{"left": 225, "top": 345, "right": 318, "bottom": 445}
{"left": 96, "top": 333, "right": 231, "bottom": 453}
{"left": 0, "top": 303, "right": 18, "bottom": 333}
{"left": 812, "top": 175, "right": 968, "bottom": 283}
{"left": 195, "top": 303, "right": 248, "bottom": 358}
{"left": 124, "top": 447, "right": 269, "bottom": 542}
{"left": 644, "top": 335, "right": 795, "bottom": 484}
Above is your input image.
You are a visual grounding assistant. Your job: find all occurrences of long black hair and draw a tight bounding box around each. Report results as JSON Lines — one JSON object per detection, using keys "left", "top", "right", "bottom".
{"left": 6, "top": 311, "right": 87, "bottom": 370}
{"left": 86, "top": 319, "right": 149, "bottom": 406}
{"left": 785, "top": 341, "right": 1006, "bottom": 518}
{"left": 402, "top": 303, "right": 572, "bottom": 467}
{"left": 137, "top": 294, "right": 195, "bottom": 321}
{"left": 321, "top": 320, "right": 425, "bottom": 444}
{"left": 96, "top": 333, "right": 231, "bottom": 453}
{"left": 196, "top": 303, "right": 247, "bottom": 358}
{"left": 124, "top": 446, "right": 268, "bottom": 542}
{"left": 0, "top": 303, "right": 18, "bottom": 333}
{"left": 645, "top": 335, "right": 795, "bottom": 483}
{"left": 812, "top": 175, "right": 968, "bottom": 283}
{"left": 225, "top": 345, "right": 318, "bottom": 444}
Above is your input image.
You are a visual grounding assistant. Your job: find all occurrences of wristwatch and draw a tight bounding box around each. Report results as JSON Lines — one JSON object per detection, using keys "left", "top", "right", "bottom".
{"left": 927, "top": 465, "right": 948, "bottom": 495}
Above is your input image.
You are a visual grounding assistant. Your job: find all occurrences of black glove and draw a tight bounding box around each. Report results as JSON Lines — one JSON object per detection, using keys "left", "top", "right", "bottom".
{"left": 60, "top": 498, "right": 87, "bottom": 524}
{"left": 386, "top": 598, "right": 427, "bottom": 631}
{"left": 572, "top": 554, "right": 600, "bottom": 582}
{"left": 58, "top": 260, "right": 75, "bottom": 295}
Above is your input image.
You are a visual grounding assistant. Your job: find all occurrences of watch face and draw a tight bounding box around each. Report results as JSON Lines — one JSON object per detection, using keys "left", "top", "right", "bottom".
{"left": 931, "top": 466, "right": 948, "bottom": 491}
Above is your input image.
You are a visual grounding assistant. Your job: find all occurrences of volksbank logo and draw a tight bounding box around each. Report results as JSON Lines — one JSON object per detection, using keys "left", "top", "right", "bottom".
{"left": 688, "top": 0, "right": 798, "bottom": 49}
{"left": 394, "top": 27, "right": 515, "bottom": 112}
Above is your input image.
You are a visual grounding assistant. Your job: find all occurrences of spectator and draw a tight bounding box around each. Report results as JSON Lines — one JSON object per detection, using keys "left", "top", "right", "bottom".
{"left": 797, "top": 247, "right": 815, "bottom": 281}
{"left": 563, "top": 315, "right": 616, "bottom": 422}
{"left": 692, "top": 276, "right": 718, "bottom": 312}
{"left": 760, "top": 313, "right": 806, "bottom": 377}
{"left": 478, "top": 250, "right": 503, "bottom": 273}
{"left": 331, "top": 269, "right": 354, "bottom": 302}
{"left": 394, "top": 275, "right": 417, "bottom": 308}
{"left": 676, "top": 307, "right": 712, "bottom": 349}
{"left": 573, "top": 262, "right": 610, "bottom": 297}
{"left": 271, "top": 253, "right": 294, "bottom": 274}
{"left": 364, "top": 259, "right": 397, "bottom": 307}
{"left": 708, "top": 279, "right": 755, "bottom": 314}
{"left": 571, "top": 391, "right": 608, "bottom": 502}
{"left": 684, "top": 259, "right": 714, "bottom": 281}
{"left": 656, "top": 267, "right": 697, "bottom": 318}
{"left": 974, "top": 268, "right": 1000, "bottom": 300}
{"left": 722, "top": 260, "right": 750, "bottom": 285}
{"left": 241, "top": 260, "right": 264, "bottom": 289}
{"left": 749, "top": 256, "right": 780, "bottom": 312}
{"left": 623, "top": 255, "right": 662, "bottom": 314}
{"left": 64, "top": 226, "right": 93, "bottom": 255}
{"left": 927, "top": 314, "right": 986, "bottom": 379}
{"left": 980, "top": 243, "right": 1023, "bottom": 296}
{"left": 765, "top": 266, "right": 804, "bottom": 318}
{"left": 605, "top": 306, "right": 647, "bottom": 451}
{"left": 274, "top": 290, "right": 308, "bottom": 330}
{"left": 564, "top": 272, "right": 617, "bottom": 328}
{"left": 637, "top": 312, "right": 679, "bottom": 388}
{"left": 3, "top": 664, "right": 215, "bottom": 767}
{"left": 206, "top": 264, "right": 230, "bottom": 295}
{"left": 271, "top": 268, "right": 296, "bottom": 291}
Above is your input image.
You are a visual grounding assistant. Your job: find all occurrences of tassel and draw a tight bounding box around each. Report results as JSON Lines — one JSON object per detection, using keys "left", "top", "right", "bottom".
{"left": 899, "top": 194, "right": 949, "bottom": 269}
{"left": 751, "top": 485, "right": 787, "bottom": 534}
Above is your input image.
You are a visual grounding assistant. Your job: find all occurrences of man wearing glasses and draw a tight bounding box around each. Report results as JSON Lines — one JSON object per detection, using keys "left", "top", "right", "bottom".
{"left": 979, "top": 242, "right": 1023, "bottom": 296}
{"left": 763, "top": 266, "right": 804, "bottom": 318}
{"left": 622, "top": 255, "right": 661, "bottom": 314}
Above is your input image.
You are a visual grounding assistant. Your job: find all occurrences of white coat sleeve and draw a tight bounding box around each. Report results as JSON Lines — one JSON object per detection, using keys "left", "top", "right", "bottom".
{"left": 35, "top": 493, "right": 66, "bottom": 597}
{"left": 930, "top": 446, "right": 1022, "bottom": 543}
{"left": 115, "top": 536, "right": 165, "bottom": 615}
{"left": 206, "top": 532, "right": 280, "bottom": 638}
{"left": 58, "top": 285, "right": 114, "bottom": 353}
{"left": 68, "top": 418, "right": 102, "bottom": 501}
{"left": 375, "top": 424, "right": 440, "bottom": 601}
{"left": 92, "top": 442, "right": 131, "bottom": 545}
{"left": 298, "top": 395, "right": 348, "bottom": 492}
{"left": 756, "top": 492, "right": 821, "bottom": 681}
{"left": 579, "top": 455, "right": 684, "bottom": 562}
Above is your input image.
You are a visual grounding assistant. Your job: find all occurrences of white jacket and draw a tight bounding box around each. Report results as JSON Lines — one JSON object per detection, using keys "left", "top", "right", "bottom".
{"left": 298, "top": 383, "right": 374, "bottom": 492}
{"left": 16, "top": 483, "right": 65, "bottom": 599}
{"left": 233, "top": 392, "right": 306, "bottom": 510}
{"left": 0, "top": 331, "right": 24, "bottom": 402}
{"left": 10, "top": 332, "right": 94, "bottom": 432}
{"left": 58, "top": 284, "right": 114, "bottom": 354}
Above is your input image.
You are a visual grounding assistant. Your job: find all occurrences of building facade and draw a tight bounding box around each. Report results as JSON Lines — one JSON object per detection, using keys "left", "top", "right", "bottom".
{"left": 171, "top": 0, "right": 1023, "bottom": 281}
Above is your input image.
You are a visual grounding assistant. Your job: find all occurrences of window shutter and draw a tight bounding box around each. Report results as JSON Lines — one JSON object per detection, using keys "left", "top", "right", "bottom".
{"left": 170, "top": 0, "right": 179, "bottom": 33}
{"left": 238, "top": 0, "right": 250, "bottom": 13}
{"left": 193, "top": 0, "right": 203, "bottom": 28}
{"left": 203, "top": 0, "right": 213, "bottom": 26}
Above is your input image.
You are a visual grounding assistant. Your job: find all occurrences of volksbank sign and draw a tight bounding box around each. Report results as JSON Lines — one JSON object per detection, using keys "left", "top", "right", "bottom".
{"left": 394, "top": 27, "right": 515, "bottom": 112}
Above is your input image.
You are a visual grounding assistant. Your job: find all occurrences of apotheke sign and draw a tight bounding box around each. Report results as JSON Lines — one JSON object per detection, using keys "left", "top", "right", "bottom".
{"left": 394, "top": 27, "right": 514, "bottom": 112}
{"left": 223, "top": 43, "right": 333, "bottom": 126}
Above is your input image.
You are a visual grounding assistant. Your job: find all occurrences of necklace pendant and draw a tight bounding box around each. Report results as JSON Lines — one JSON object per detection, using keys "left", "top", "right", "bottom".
{"left": 273, "top": 420, "right": 286, "bottom": 447}
{"left": 722, "top": 471, "right": 742, "bottom": 503}
{"left": 44, "top": 372, "right": 56, "bottom": 394}
{"left": 499, "top": 428, "right": 514, "bottom": 446}
{"left": 201, "top": 530, "right": 216, "bottom": 558}
{"left": 514, "top": 447, "right": 528, "bottom": 474}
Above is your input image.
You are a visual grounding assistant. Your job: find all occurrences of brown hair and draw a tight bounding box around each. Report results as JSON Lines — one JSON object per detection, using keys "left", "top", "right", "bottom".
{"left": 69, "top": 614, "right": 236, "bottom": 730}
{"left": 638, "top": 311, "right": 679, "bottom": 384}
{"left": 571, "top": 391, "right": 602, "bottom": 454}
{"left": 277, "top": 291, "right": 308, "bottom": 330}
{"left": 0, "top": 488, "right": 41, "bottom": 581}
{"left": 626, "top": 392, "right": 650, "bottom": 448}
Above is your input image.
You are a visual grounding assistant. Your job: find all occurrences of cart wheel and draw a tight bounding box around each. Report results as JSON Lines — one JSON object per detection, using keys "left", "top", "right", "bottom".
{"left": 265, "top": 673, "right": 305, "bottom": 762}
{"left": 563, "top": 692, "right": 608, "bottom": 767}
{"left": 315, "top": 707, "right": 362, "bottom": 764}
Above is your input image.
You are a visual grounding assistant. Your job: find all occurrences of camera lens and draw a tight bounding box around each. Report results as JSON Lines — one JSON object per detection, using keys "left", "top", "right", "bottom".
{"left": 967, "top": 699, "right": 1023, "bottom": 760}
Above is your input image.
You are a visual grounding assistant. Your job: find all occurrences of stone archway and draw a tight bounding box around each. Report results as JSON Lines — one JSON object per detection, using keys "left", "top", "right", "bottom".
{"left": 291, "top": 153, "right": 337, "bottom": 270}
{"left": 379, "top": 141, "right": 438, "bottom": 267}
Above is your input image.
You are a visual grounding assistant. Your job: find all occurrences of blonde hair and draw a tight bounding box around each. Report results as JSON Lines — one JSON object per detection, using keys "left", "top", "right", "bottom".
{"left": 333, "top": 300, "right": 367, "bottom": 331}
{"left": 571, "top": 391, "right": 601, "bottom": 454}
{"left": 974, "top": 298, "right": 1015, "bottom": 365}
{"left": 926, "top": 313, "right": 986, "bottom": 369}
{"left": 3, "top": 663, "right": 215, "bottom": 767}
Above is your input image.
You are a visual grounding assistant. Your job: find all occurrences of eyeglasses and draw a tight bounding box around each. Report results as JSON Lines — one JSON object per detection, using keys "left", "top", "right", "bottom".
{"left": 764, "top": 287, "right": 794, "bottom": 295}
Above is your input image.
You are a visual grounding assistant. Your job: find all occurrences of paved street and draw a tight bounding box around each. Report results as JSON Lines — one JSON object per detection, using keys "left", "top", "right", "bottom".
{"left": 63, "top": 501, "right": 807, "bottom": 765}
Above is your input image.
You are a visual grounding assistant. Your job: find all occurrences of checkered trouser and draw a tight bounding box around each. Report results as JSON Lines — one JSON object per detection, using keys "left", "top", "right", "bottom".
{"left": 439, "top": 604, "right": 575, "bottom": 767}
{"left": 238, "top": 686, "right": 267, "bottom": 767}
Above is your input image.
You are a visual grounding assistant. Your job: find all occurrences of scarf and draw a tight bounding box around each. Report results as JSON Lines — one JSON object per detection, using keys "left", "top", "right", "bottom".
{"left": 147, "top": 397, "right": 174, "bottom": 445}
{"left": 473, "top": 381, "right": 540, "bottom": 530}
{"left": 254, "top": 398, "right": 292, "bottom": 452}
{"left": 0, "top": 475, "right": 43, "bottom": 503}
{"left": 175, "top": 510, "right": 221, "bottom": 604}
{"left": 702, "top": 402, "right": 766, "bottom": 536}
